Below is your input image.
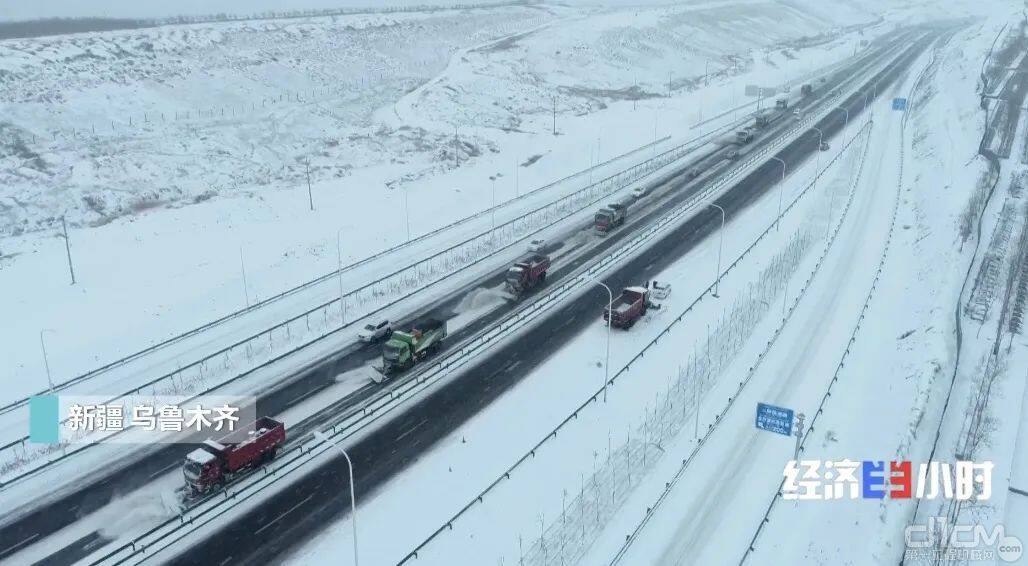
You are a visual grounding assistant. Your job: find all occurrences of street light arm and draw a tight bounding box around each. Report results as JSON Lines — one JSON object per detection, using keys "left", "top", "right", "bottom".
{"left": 314, "top": 431, "right": 360, "bottom": 566}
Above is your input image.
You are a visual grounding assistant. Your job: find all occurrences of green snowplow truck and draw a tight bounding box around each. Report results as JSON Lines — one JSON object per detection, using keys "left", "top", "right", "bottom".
{"left": 377, "top": 318, "right": 447, "bottom": 377}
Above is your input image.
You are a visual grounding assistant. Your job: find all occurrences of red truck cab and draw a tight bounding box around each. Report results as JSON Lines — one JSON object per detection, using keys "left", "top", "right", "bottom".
{"left": 505, "top": 254, "right": 550, "bottom": 300}
{"left": 183, "top": 416, "right": 286, "bottom": 494}
{"left": 603, "top": 286, "right": 649, "bottom": 329}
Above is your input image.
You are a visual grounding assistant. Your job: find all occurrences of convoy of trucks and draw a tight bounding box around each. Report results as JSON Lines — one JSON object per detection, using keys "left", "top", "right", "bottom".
{"left": 377, "top": 319, "right": 448, "bottom": 375}
{"left": 182, "top": 417, "right": 286, "bottom": 495}
{"left": 504, "top": 254, "right": 551, "bottom": 300}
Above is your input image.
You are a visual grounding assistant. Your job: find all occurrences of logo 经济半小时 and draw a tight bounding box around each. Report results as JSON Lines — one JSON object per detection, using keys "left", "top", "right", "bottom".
{"left": 781, "top": 459, "right": 993, "bottom": 501}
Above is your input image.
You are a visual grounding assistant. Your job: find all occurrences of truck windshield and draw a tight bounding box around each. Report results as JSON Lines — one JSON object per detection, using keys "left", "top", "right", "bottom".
{"left": 383, "top": 342, "right": 404, "bottom": 360}
{"left": 595, "top": 213, "right": 610, "bottom": 224}
{"left": 183, "top": 460, "right": 202, "bottom": 479}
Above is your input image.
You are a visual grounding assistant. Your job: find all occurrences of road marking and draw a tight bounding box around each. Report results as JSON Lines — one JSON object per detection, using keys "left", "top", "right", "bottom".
{"left": 149, "top": 461, "right": 179, "bottom": 479}
{"left": 0, "top": 533, "right": 39, "bottom": 556}
{"left": 395, "top": 419, "right": 427, "bottom": 442}
{"left": 255, "top": 495, "right": 313, "bottom": 535}
{"left": 290, "top": 385, "right": 325, "bottom": 407}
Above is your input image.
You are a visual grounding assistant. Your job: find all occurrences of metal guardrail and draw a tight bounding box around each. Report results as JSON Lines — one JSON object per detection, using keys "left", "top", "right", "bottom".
{"left": 0, "top": 134, "right": 674, "bottom": 419}
{"left": 0, "top": 102, "right": 752, "bottom": 490}
{"left": 609, "top": 35, "right": 936, "bottom": 566}
{"left": 400, "top": 32, "right": 926, "bottom": 562}
{"left": 619, "top": 119, "right": 877, "bottom": 566}
{"left": 404, "top": 105, "right": 878, "bottom": 566}
{"left": 90, "top": 67, "right": 860, "bottom": 565}
{"left": 79, "top": 34, "right": 914, "bottom": 562}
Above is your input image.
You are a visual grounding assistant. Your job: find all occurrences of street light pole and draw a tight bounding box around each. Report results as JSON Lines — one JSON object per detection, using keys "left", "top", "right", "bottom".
{"left": 770, "top": 157, "right": 786, "bottom": 231}
{"left": 836, "top": 106, "right": 849, "bottom": 144}
{"left": 594, "top": 281, "right": 613, "bottom": 403}
{"left": 238, "top": 247, "right": 250, "bottom": 308}
{"left": 403, "top": 186, "right": 411, "bottom": 242}
{"left": 39, "top": 329, "right": 56, "bottom": 394}
{"left": 314, "top": 431, "right": 359, "bottom": 566}
{"left": 707, "top": 204, "right": 725, "bottom": 298}
{"left": 490, "top": 176, "right": 497, "bottom": 232}
{"left": 336, "top": 229, "right": 346, "bottom": 324}
{"left": 60, "top": 216, "right": 76, "bottom": 285}
{"left": 810, "top": 126, "right": 832, "bottom": 239}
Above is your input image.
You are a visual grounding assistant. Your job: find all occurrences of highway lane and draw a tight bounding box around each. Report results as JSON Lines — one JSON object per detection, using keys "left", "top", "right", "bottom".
{"left": 161, "top": 31, "right": 939, "bottom": 566}
{"left": 11, "top": 28, "right": 924, "bottom": 566}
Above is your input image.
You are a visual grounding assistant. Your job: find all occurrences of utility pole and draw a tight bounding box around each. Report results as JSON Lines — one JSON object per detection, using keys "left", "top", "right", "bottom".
{"left": 39, "top": 329, "right": 56, "bottom": 394}
{"left": 306, "top": 158, "right": 314, "bottom": 211}
{"left": 239, "top": 247, "right": 250, "bottom": 308}
{"left": 61, "top": 216, "right": 76, "bottom": 285}
{"left": 403, "top": 187, "right": 411, "bottom": 242}
{"left": 552, "top": 97, "right": 557, "bottom": 136}
{"left": 490, "top": 176, "right": 497, "bottom": 232}
{"left": 453, "top": 125, "right": 459, "bottom": 169}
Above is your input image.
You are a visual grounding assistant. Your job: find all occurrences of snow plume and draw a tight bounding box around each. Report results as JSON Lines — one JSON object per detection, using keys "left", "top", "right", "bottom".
{"left": 454, "top": 286, "right": 506, "bottom": 314}
{"left": 94, "top": 487, "right": 181, "bottom": 539}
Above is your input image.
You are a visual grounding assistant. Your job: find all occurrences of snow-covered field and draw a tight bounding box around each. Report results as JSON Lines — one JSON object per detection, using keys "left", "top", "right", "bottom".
{"left": 1, "top": 0, "right": 888, "bottom": 401}
{"left": 5, "top": 1, "right": 1027, "bottom": 565}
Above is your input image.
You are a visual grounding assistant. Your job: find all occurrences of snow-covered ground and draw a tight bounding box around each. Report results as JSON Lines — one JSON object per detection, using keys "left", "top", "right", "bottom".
{"left": 1, "top": 0, "right": 888, "bottom": 403}
{"left": 273, "top": 6, "right": 1028, "bottom": 566}
{"left": 5, "top": 1, "right": 1025, "bottom": 565}
{"left": 280, "top": 78, "right": 878, "bottom": 566}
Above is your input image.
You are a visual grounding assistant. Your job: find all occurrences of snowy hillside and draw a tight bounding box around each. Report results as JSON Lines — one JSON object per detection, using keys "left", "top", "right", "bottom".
{"left": 0, "top": 5, "right": 557, "bottom": 234}
{"left": 0, "top": 0, "right": 897, "bottom": 387}
{"left": 0, "top": 1, "right": 888, "bottom": 236}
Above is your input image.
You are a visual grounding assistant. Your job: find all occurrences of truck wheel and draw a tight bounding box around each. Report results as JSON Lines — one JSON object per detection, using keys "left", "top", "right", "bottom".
{"left": 266, "top": 448, "right": 278, "bottom": 462}
{"left": 540, "top": 272, "right": 547, "bottom": 283}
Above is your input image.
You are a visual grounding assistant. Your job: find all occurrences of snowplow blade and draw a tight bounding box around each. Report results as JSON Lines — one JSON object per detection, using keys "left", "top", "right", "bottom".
{"left": 370, "top": 364, "right": 390, "bottom": 384}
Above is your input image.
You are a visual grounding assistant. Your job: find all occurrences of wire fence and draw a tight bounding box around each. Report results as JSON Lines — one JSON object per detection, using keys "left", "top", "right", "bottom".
{"left": 397, "top": 105, "right": 875, "bottom": 565}
{"left": 0, "top": 109, "right": 736, "bottom": 488}
{"left": 93, "top": 69, "right": 880, "bottom": 564}
{"left": 521, "top": 228, "right": 813, "bottom": 566}
{"left": 738, "top": 34, "right": 935, "bottom": 564}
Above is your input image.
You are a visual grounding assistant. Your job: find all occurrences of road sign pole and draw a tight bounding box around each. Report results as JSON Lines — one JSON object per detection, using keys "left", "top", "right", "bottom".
{"left": 793, "top": 412, "right": 805, "bottom": 460}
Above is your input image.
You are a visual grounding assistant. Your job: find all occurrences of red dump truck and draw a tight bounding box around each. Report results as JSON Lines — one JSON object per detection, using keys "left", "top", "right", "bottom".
{"left": 504, "top": 254, "right": 550, "bottom": 300}
{"left": 603, "top": 286, "right": 650, "bottom": 329}
{"left": 183, "top": 416, "right": 286, "bottom": 495}
{"left": 595, "top": 200, "right": 630, "bottom": 234}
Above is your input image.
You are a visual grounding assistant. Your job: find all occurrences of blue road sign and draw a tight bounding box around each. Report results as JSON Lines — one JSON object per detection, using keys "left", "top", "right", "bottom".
{"left": 756, "top": 402, "right": 794, "bottom": 436}
{"left": 892, "top": 97, "right": 907, "bottom": 111}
